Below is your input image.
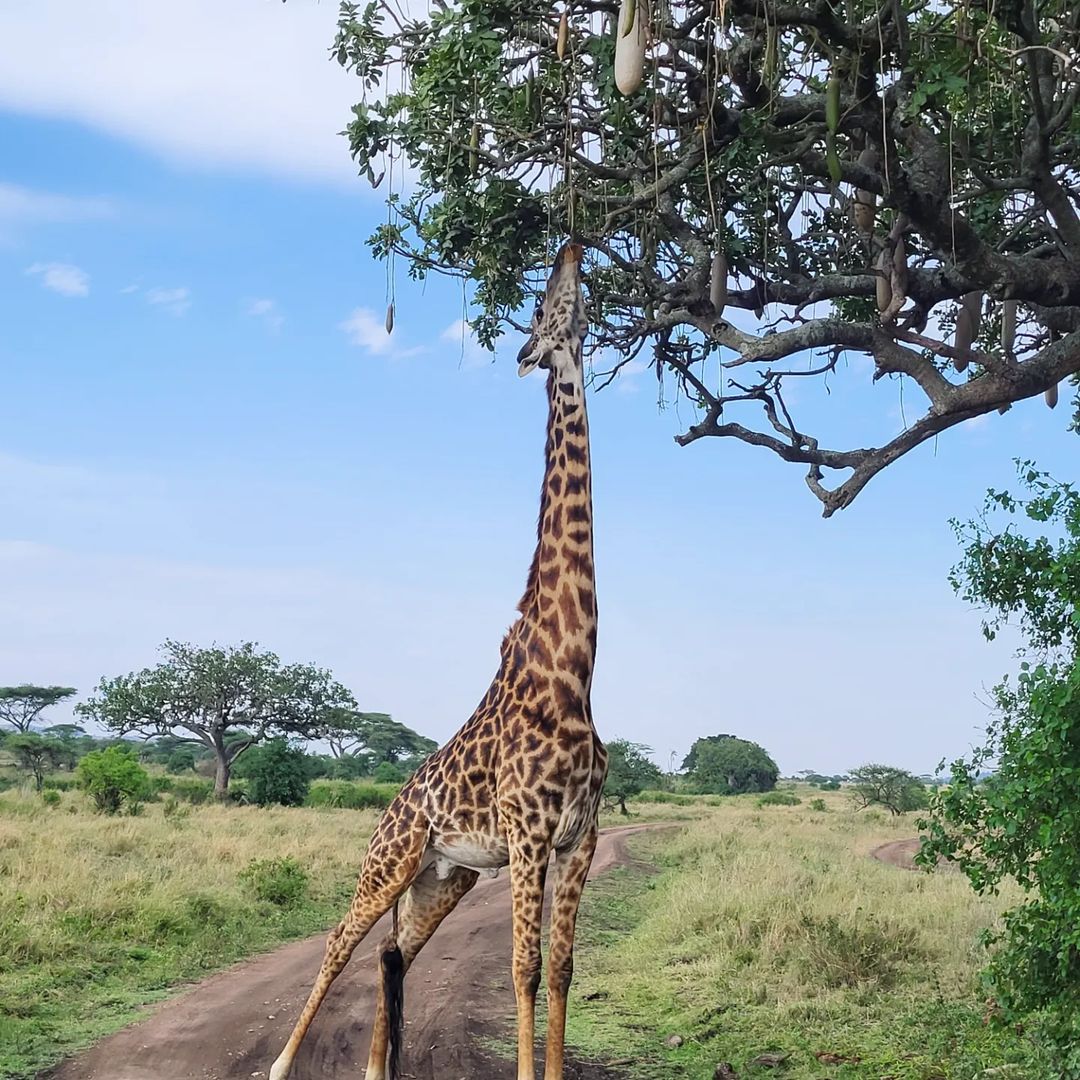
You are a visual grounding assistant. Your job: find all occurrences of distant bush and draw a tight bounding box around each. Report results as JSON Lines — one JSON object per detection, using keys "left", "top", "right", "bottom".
{"left": 77, "top": 746, "right": 151, "bottom": 815}
{"left": 636, "top": 790, "right": 695, "bottom": 806}
{"left": 819, "top": 780, "right": 841, "bottom": 791}
{"left": 758, "top": 791, "right": 801, "bottom": 807}
{"left": 809, "top": 798, "right": 829, "bottom": 812}
{"left": 168, "top": 777, "right": 214, "bottom": 805}
{"left": 305, "top": 780, "right": 399, "bottom": 810}
{"left": 372, "top": 761, "right": 407, "bottom": 784}
{"left": 240, "top": 856, "right": 309, "bottom": 906}
{"left": 41, "top": 775, "right": 78, "bottom": 791}
{"left": 41, "top": 789, "right": 61, "bottom": 808}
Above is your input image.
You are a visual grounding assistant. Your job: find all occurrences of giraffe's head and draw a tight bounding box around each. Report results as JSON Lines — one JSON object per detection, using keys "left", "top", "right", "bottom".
{"left": 516, "top": 242, "right": 587, "bottom": 378}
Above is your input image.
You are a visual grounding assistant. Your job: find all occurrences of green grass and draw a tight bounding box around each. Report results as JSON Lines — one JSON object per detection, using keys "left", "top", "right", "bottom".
{"left": 564, "top": 796, "right": 1053, "bottom": 1079}
{"left": 0, "top": 788, "right": 381, "bottom": 1078}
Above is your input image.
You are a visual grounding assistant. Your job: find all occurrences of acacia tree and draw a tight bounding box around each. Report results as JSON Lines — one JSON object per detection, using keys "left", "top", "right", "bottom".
{"left": 322, "top": 708, "right": 437, "bottom": 766}
{"left": 603, "top": 738, "right": 663, "bottom": 813}
{"left": 332, "top": 0, "right": 1080, "bottom": 514}
{"left": 3, "top": 733, "right": 72, "bottom": 791}
{"left": 0, "top": 685, "right": 76, "bottom": 733}
{"left": 77, "top": 641, "right": 357, "bottom": 798}
{"left": 848, "top": 762, "right": 927, "bottom": 814}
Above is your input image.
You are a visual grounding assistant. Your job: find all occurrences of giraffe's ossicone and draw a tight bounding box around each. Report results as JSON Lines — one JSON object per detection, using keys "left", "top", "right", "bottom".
{"left": 270, "top": 242, "right": 607, "bottom": 1080}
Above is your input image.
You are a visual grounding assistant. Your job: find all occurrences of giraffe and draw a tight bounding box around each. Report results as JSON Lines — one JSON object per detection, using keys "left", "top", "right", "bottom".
{"left": 269, "top": 241, "right": 607, "bottom": 1080}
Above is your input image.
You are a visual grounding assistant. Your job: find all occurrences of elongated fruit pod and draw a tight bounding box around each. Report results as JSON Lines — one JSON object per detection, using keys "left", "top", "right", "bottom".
{"left": 852, "top": 190, "right": 875, "bottom": 234}
{"left": 875, "top": 249, "right": 892, "bottom": 313}
{"left": 890, "top": 235, "right": 908, "bottom": 306}
{"left": 953, "top": 290, "right": 983, "bottom": 371}
{"left": 709, "top": 251, "right": 728, "bottom": 316}
{"left": 1000, "top": 299, "right": 1017, "bottom": 354}
{"left": 615, "top": 0, "right": 646, "bottom": 95}
{"left": 385, "top": 302, "right": 395, "bottom": 335}
{"left": 556, "top": 10, "right": 569, "bottom": 59}
{"left": 763, "top": 25, "right": 777, "bottom": 85}
{"left": 1045, "top": 382, "right": 1060, "bottom": 409}
{"left": 469, "top": 123, "right": 479, "bottom": 174}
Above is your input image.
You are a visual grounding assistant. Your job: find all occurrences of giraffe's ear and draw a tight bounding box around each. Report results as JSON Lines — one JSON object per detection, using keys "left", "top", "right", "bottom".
{"left": 517, "top": 338, "right": 551, "bottom": 377}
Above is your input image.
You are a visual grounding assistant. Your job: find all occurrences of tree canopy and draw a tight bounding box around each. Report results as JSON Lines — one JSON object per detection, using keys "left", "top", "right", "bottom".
{"left": 0, "top": 685, "right": 76, "bottom": 733}
{"left": 603, "top": 738, "right": 663, "bottom": 813}
{"left": 332, "top": 0, "right": 1080, "bottom": 514}
{"left": 322, "top": 709, "right": 437, "bottom": 766}
{"left": 682, "top": 733, "right": 778, "bottom": 793}
{"left": 76, "top": 641, "right": 357, "bottom": 798}
{"left": 848, "top": 762, "right": 927, "bottom": 815}
{"left": 921, "top": 464, "right": 1080, "bottom": 1067}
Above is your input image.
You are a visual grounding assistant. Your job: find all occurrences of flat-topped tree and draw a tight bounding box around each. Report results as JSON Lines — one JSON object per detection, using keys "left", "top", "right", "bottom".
{"left": 333, "top": 0, "right": 1080, "bottom": 515}
{"left": 324, "top": 709, "right": 438, "bottom": 767}
{"left": 76, "top": 641, "right": 356, "bottom": 798}
{"left": 0, "top": 685, "right": 77, "bottom": 733}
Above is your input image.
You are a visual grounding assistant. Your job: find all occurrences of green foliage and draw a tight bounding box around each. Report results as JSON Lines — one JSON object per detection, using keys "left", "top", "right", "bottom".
{"left": 758, "top": 791, "right": 801, "bottom": 807}
{"left": 40, "top": 789, "right": 61, "bottom": 809}
{"left": 166, "top": 777, "right": 213, "bottom": 805}
{"left": 323, "top": 708, "right": 436, "bottom": 767}
{"left": 850, "top": 764, "right": 928, "bottom": 816}
{"left": 239, "top": 856, "right": 309, "bottom": 907}
{"left": 77, "top": 641, "right": 356, "bottom": 797}
{"left": 0, "top": 685, "right": 76, "bottom": 734}
{"left": 304, "top": 780, "right": 399, "bottom": 810}
{"left": 602, "top": 739, "right": 662, "bottom": 814}
{"left": 3, "top": 734, "right": 73, "bottom": 791}
{"left": 328, "top": 1, "right": 1080, "bottom": 512}
{"left": 77, "top": 747, "right": 151, "bottom": 815}
{"left": 683, "top": 735, "right": 779, "bottom": 795}
{"left": 242, "top": 739, "right": 310, "bottom": 808}
{"left": 818, "top": 780, "right": 841, "bottom": 791}
{"left": 809, "top": 798, "right": 829, "bottom": 812}
{"left": 922, "top": 464, "right": 1080, "bottom": 1072}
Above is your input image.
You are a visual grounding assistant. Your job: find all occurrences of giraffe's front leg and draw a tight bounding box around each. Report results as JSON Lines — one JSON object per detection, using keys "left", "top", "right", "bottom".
{"left": 508, "top": 835, "right": 549, "bottom": 1080}
{"left": 543, "top": 828, "right": 598, "bottom": 1080}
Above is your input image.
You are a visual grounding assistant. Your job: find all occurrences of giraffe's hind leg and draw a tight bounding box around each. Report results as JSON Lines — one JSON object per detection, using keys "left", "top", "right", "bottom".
{"left": 269, "top": 814, "right": 428, "bottom": 1080}
{"left": 364, "top": 863, "right": 480, "bottom": 1080}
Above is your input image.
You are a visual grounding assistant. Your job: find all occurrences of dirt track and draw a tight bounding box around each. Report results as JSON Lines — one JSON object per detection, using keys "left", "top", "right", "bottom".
{"left": 43, "top": 827, "right": 650, "bottom": 1080}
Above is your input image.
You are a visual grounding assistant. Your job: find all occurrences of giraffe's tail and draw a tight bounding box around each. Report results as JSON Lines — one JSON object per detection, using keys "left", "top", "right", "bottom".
{"left": 381, "top": 911, "right": 405, "bottom": 1080}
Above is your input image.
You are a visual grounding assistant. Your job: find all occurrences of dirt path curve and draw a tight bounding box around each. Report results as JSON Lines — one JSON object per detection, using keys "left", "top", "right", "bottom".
{"left": 44, "top": 826, "right": 652, "bottom": 1080}
{"left": 870, "top": 837, "right": 921, "bottom": 870}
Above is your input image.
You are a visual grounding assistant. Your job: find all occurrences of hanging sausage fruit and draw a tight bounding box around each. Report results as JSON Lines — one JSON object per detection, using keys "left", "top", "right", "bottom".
{"left": 615, "top": 0, "right": 647, "bottom": 96}
{"left": 556, "top": 10, "right": 569, "bottom": 60}
{"left": 953, "top": 291, "right": 983, "bottom": 372}
{"left": 709, "top": 251, "right": 728, "bottom": 317}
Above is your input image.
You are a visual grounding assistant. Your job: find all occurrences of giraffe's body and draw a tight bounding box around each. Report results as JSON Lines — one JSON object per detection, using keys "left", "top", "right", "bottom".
{"left": 270, "top": 242, "right": 606, "bottom": 1080}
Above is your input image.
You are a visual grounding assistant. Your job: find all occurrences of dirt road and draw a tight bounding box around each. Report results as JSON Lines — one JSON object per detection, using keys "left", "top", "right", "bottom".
{"left": 44, "top": 827, "right": 651, "bottom": 1080}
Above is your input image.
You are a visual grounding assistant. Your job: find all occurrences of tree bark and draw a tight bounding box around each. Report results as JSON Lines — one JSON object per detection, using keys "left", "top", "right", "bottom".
{"left": 213, "top": 752, "right": 231, "bottom": 800}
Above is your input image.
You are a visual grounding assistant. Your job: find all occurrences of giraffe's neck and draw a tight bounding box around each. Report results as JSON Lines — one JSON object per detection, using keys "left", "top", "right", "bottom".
{"left": 516, "top": 366, "right": 597, "bottom": 689}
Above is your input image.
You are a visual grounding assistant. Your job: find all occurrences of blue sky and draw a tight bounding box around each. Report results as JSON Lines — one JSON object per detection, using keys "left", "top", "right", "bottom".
{"left": 1, "top": 1, "right": 1076, "bottom": 775}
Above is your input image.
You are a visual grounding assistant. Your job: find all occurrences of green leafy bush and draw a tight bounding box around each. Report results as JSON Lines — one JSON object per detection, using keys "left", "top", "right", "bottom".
{"left": 77, "top": 746, "right": 151, "bottom": 814}
{"left": 240, "top": 856, "right": 309, "bottom": 906}
{"left": 809, "top": 798, "right": 829, "bottom": 812}
{"left": 244, "top": 739, "right": 310, "bottom": 808}
{"left": 758, "top": 791, "right": 801, "bottom": 807}
{"left": 168, "top": 777, "right": 213, "bottom": 805}
{"left": 41, "top": 789, "right": 61, "bottom": 808}
{"left": 305, "top": 780, "right": 398, "bottom": 810}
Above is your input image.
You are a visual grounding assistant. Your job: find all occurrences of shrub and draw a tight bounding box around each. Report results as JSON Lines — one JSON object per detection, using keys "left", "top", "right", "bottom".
{"left": 809, "top": 798, "right": 829, "bottom": 812}
{"left": 168, "top": 777, "right": 213, "bottom": 805}
{"left": 819, "top": 780, "right": 841, "bottom": 791}
{"left": 77, "top": 746, "right": 151, "bottom": 814}
{"left": 41, "top": 789, "right": 61, "bottom": 808}
{"left": 635, "top": 790, "right": 694, "bottom": 805}
{"left": 244, "top": 739, "right": 310, "bottom": 807}
{"left": 372, "top": 760, "right": 406, "bottom": 784}
{"left": 41, "top": 775, "right": 77, "bottom": 791}
{"left": 758, "top": 791, "right": 801, "bottom": 807}
{"left": 797, "top": 913, "right": 918, "bottom": 988}
{"left": 240, "top": 856, "right": 309, "bottom": 906}
{"left": 305, "top": 780, "right": 398, "bottom": 810}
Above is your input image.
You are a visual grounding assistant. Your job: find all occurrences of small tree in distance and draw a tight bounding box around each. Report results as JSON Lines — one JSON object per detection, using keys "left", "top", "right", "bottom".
{"left": 603, "top": 740, "right": 662, "bottom": 815}
{"left": 0, "top": 685, "right": 76, "bottom": 733}
{"left": 3, "top": 733, "right": 71, "bottom": 791}
{"left": 849, "top": 764, "right": 927, "bottom": 816}
{"left": 77, "top": 641, "right": 357, "bottom": 799}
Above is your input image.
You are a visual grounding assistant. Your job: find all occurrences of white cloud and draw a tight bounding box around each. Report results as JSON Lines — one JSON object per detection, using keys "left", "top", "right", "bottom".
{"left": 0, "top": 2, "right": 376, "bottom": 187}
{"left": 441, "top": 319, "right": 494, "bottom": 370}
{"left": 0, "top": 182, "right": 114, "bottom": 227}
{"left": 25, "top": 261, "right": 89, "bottom": 297}
{"left": 245, "top": 297, "right": 284, "bottom": 332}
{"left": 341, "top": 306, "right": 394, "bottom": 354}
{"left": 146, "top": 286, "right": 191, "bottom": 316}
